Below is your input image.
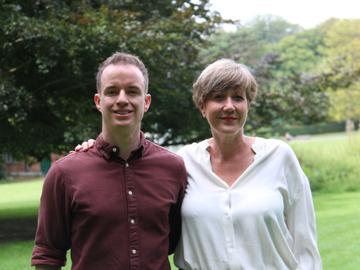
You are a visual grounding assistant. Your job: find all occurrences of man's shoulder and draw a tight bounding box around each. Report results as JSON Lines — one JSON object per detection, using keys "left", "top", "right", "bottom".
{"left": 144, "top": 140, "right": 187, "bottom": 181}
{"left": 51, "top": 149, "right": 99, "bottom": 172}
{"left": 145, "top": 140, "right": 183, "bottom": 162}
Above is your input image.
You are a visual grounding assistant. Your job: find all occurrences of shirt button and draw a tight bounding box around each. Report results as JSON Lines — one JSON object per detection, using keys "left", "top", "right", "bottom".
{"left": 112, "top": 147, "right": 117, "bottom": 153}
{"left": 128, "top": 190, "right": 133, "bottom": 196}
{"left": 131, "top": 249, "right": 137, "bottom": 254}
{"left": 130, "top": 218, "right": 135, "bottom": 224}
{"left": 125, "top": 162, "right": 129, "bottom": 167}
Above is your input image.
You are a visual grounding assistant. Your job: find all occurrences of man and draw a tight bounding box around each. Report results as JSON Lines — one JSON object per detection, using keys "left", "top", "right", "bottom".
{"left": 31, "top": 52, "right": 187, "bottom": 270}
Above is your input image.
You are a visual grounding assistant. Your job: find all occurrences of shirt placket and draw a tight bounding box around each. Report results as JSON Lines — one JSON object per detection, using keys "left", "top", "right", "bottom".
{"left": 124, "top": 161, "right": 140, "bottom": 270}
{"left": 223, "top": 189, "right": 235, "bottom": 266}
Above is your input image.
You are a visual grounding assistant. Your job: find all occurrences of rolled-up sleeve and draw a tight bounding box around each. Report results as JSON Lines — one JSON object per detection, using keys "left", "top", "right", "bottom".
{"left": 31, "top": 163, "right": 71, "bottom": 267}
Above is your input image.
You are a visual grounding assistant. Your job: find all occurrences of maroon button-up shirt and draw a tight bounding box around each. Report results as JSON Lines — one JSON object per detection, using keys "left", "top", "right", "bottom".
{"left": 31, "top": 133, "right": 187, "bottom": 270}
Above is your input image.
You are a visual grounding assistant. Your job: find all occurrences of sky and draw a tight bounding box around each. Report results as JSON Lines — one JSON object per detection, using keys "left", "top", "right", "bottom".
{"left": 209, "top": 0, "right": 360, "bottom": 29}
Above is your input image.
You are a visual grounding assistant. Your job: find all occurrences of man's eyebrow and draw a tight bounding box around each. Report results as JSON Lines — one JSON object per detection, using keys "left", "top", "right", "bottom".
{"left": 103, "top": 85, "right": 116, "bottom": 90}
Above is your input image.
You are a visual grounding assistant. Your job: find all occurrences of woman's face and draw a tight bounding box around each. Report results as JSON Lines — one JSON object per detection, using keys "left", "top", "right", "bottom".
{"left": 202, "top": 87, "right": 249, "bottom": 137}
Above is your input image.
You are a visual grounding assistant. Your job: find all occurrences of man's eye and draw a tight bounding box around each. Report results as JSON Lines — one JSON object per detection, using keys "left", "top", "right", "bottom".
{"left": 127, "top": 88, "right": 140, "bottom": 95}
{"left": 106, "top": 89, "right": 117, "bottom": 95}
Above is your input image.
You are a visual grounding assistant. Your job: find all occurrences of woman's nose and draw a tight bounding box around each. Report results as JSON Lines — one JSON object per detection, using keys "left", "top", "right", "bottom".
{"left": 223, "top": 96, "right": 235, "bottom": 111}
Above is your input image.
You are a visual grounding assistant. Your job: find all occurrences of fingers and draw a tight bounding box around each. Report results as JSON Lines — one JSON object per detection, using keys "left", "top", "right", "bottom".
{"left": 88, "top": 139, "right": 95, "bottom": 147}
{"left": 73, "top": 139, "right": 95, "bottom": 153}
{"left": 82, "top": 141, "right": 89, "bottom": 150}
{"left": 74, "top": 144, "right": 82, "bottom": 152}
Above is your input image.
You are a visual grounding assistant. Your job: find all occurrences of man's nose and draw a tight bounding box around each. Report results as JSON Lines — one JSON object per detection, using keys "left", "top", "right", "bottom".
{"left": 116, "top": 90, "right": 129, "bottom": 104}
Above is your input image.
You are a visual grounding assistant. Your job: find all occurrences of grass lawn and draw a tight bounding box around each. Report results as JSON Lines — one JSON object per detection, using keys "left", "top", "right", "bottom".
{"left": 290, "top": 131, "right": 360, "bottom": 192}
{"left": 0, "top": 179, "right": 359, "bottom": 269}
{"left": 314, "top": 192, "right": 360, "bottom": 269}
{"left": 0, "top": 179, "right": 42, "bottom": 219}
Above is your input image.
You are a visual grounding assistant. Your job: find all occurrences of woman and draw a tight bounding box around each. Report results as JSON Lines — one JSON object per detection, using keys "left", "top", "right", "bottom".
{"left": 75, "top": 59, "right": 322, "bottom": 269}
{"left": 173, "top": 59, "right": 322, "bottom": 269}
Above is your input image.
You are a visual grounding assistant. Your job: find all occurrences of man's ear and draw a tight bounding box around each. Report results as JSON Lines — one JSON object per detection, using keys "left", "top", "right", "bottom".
{"left": 94, "top": 93, "right": 101, "bottom": 112}
{"left": 144, "top": 94, "right": 151, "bottom": 112}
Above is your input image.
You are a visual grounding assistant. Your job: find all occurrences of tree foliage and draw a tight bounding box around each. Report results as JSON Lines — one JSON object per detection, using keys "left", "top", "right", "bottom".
{"left": 0, "top": 0, "right": 221, "bottom": 159}
{"left": 322, "top": 19, "right": 360, "bottom": 86}
{"left": 199, "top": 16, "right": 330, "bottom": 135}
{"left": 321, "top": 19, "right": 360, "bottom": 122}
{"left": 199, "top": 15, "right": 301, "bottom": 67}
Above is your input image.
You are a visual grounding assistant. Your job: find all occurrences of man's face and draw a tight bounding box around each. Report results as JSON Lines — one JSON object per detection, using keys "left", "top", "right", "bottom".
{"left": 94, "top": 63, "right": 151, "bottom": 133}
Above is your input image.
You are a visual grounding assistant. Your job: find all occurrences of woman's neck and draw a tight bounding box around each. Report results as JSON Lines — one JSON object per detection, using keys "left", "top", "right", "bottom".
{"left": 208, "top": 133, "right": 253, "bottom": 160}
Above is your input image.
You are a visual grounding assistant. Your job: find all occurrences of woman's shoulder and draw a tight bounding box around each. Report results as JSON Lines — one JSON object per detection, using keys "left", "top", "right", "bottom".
{"left": 177, "top": 139, "right": 208, "bottom": 157}
{"left": 253, "top": 137, "right": 294, "bottom": 157}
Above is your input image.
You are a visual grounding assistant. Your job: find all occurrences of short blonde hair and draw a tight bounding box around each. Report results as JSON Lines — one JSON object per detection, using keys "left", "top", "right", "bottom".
{"left": 192, "top": 59, "right": 257, "bottom": 109}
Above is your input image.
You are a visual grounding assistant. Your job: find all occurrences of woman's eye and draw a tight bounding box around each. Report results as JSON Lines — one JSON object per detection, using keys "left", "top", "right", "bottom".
{"left": 233, "top": 95, "right": 244, "bottom": 101}
{"left": 212, "top": 94, "right": 224, "bottom": 100}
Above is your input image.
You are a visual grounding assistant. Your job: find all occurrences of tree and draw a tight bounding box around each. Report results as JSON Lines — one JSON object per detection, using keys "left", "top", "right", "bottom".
{"left": 328, "top": 84, "right": 360, "bottom": 124}
{"left": 319, "top": 19, "right": 360, "bottom": 125}
{"left": 199, "top": 15, "right": 301, "bottom": 67}
{"left": 254, "top": 25, "right": 331, "bottom": 128}
{"left": 0, "top": 0, "right": 221, "bottom": 159}
{"left": 322, "top": 19, "right": 360, "bottom": 88}
{"left": 199, "top": 16, "right": 329, "bottom": 135}
{"left": 248, "top": 53, "right": 330, "bottom": 134}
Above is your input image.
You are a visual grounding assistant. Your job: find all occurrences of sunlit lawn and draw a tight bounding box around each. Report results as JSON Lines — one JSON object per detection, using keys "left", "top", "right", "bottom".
{"left": 0, "top": 179, "right": 42, "bottom": 219}
{"left": 291, "top": 131, "right": 360, "bottom": 192}
{"left": 314, "top": 192, "right": 360, "bottom": 269}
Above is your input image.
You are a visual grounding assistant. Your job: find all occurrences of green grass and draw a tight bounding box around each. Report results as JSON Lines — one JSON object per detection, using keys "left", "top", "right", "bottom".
{"left": 314, "top": 192, "right": 360, "bottom": 269}
{"left": 1, "top": 191, "right": 359, "bottom": 269}
{"left": 291, "top": 131, "right": 360, "bottom": 192}
{"left": 0, "top": 179, "right": 42, "bottom": 219}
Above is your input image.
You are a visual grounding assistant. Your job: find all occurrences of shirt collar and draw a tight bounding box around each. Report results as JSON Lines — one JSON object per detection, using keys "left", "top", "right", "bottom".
{"left": 95, "top": 132, "right": 146, "bottom": 161}
{"left": 202, "top": 137, "right": 259, "bottom": 158}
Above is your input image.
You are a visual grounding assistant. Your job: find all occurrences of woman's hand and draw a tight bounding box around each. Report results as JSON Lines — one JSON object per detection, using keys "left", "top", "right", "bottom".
{"left": 74, "top": 139, "right": 95, "bottom": 152}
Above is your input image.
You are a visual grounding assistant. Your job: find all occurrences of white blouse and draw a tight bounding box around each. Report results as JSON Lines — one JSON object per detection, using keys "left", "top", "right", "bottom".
{"left": 174, "top": 137, "right": 322, "bottom": 270}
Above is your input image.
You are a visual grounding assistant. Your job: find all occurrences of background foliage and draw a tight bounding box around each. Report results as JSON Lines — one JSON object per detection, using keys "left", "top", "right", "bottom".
{"left": 0, "top": 0, "right": 221, "bottom": 160}
{"left": 1, "top": 1, "right": 360, "bottom": 161}
{"left": 199, "top": 16, "right": 360, "bottom": 136}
